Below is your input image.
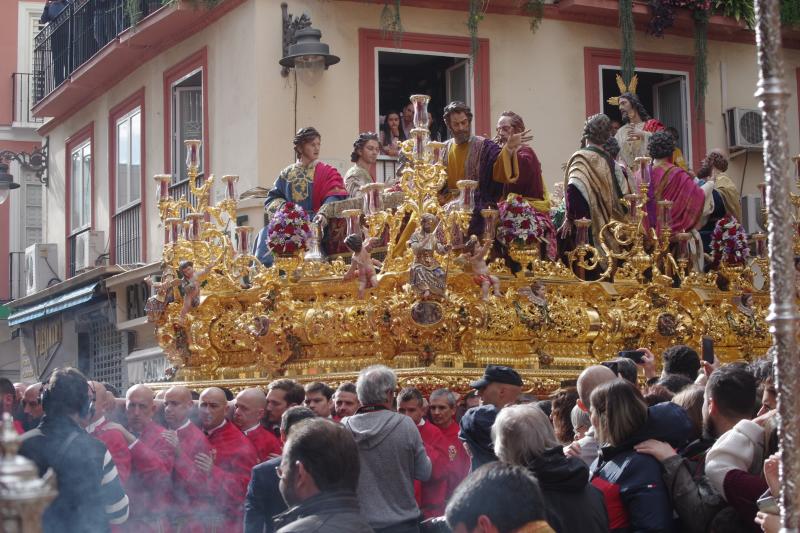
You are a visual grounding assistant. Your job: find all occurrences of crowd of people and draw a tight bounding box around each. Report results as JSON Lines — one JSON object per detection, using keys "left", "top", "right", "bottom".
{"left": 1, "top": 341, "right": 781, "bottom": 533}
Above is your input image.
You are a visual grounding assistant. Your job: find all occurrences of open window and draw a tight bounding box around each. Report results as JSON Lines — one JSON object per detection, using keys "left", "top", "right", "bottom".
{"left": 171, "top": 69, "right": 203, "bottom": 183}
{"left": 601, "top": 66, "right": 692, "bottom": 164}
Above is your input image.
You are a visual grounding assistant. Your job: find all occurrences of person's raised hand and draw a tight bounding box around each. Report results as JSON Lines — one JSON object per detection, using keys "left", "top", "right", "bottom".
{"left": 557, "top": 218, "right": 574, "bottom": 240}
{"left": 755, "top": 511, "right": 780, "bottom": 533}
{"left": 753, "top": 408, "right": 777, "bottom": 428}
{"left": 764, "top": 452, "right": 780, "bottom": 497}
{"left": 563, "top": 441, "right": 581, "bottom": 459}
{"left": 161, "top": 430, "right": 179, "bottom": 451}
{"left": 194, "top": 452, "right": 214, "bottom": 474}
{"left": 637, "top": 347, "right": 658, "bottom": 379}
{"left": 506, "top": 129, "right": 532, "bottom": 153}
{"left": 634, "top": 439, "right": 677, "bottom": 462}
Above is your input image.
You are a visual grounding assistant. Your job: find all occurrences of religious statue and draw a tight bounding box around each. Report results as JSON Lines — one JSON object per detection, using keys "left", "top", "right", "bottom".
{"left": 494, "top": 111, "right": 557, "bottom": 259}
{"left": 177, "top": 257, "right": 220, "bottom": 322}
{"left": 345, "top": 132, "right": 382, "bottom": 197}
{"left": 696, "top": 151, "right": 742, "bottom": 253}
{"left": 442, "top": 101, "right": 523, "bottom": 235}
{"left": 408, "top": 213, "right": 450, "bottom": 300}
{"left": 560, "top": 114, "right": 626, "bottom": 259}
{"left": 144, "top": 269, "right": 177, "bottom": 323}
{"left": 461, "top": 235, "right": 501, "bottom": 301}
{"left": 612, "top": 84, "right": 653, "bottom": 170}
{"left": 252, "top": 127, "right": 349, "bottom": 265}
{"left": 645, "top": 131, "right": 714, "bottom": 270}
{"left": 343, "top": 233, "right": 382, "bottom": 299}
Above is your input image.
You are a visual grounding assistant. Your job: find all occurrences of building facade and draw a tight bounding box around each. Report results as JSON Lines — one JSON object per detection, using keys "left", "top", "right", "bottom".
{"left": 5, "top": 0, "right": 800, "bottom": 385}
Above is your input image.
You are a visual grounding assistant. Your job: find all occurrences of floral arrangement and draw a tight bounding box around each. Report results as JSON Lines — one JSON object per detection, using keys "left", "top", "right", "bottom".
{"left": 647, "top": 0, "right": 712, "bottom": 36}
{"left": 710, "top": 214, "right": 750, "bottom": 266}
{"left": 267, "top": 202, "right": 311, "bottom": 255}
{"left": 498, "top": 194, "right": 546, "bottom": 246}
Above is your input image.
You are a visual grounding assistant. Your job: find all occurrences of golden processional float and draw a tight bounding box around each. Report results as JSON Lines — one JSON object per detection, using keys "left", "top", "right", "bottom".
{"left": 144, "top": 89, "right": 790, "bottom": 396}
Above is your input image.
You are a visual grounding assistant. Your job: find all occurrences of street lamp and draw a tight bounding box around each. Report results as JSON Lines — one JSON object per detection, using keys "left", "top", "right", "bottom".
{"left": 0, "top": 163, "right": 20, "bottom": 206}
{"left": 279, "top": 3, "right": 339, "bottom": 85}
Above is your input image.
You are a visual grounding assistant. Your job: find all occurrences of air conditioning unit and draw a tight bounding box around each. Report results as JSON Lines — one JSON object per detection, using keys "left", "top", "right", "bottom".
{"left": 740, "top": 194, "right": 764, "bottom": 235}
{"left": 74, "top": 231, "right": 105, "bottom": 273}
{"left": 24, "top": 243, "right": 58, "bottom": 296}
{"left": 726, "top": 108, "right": 763, "bottom": 150}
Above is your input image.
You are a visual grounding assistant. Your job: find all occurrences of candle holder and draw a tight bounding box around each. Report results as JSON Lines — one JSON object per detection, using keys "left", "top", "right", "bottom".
{"left": 410, "top": 94, "right": 430, "bottom": 129}
{"left": 427, "top": 141, "right": 445, "bottom": 166}
{"left": 222, "top": 175, "right": 239, "bottom": 200}
{"left": 166, "top": 217, "right": 183, "bottom": 244}
{"left": 675, "top": 232, "right": 692, "bottom": 279}
{"left": 342, "top": 209, "right": 363, "bottom": 238}
{"left": 185, "top": 139, "right": 202, "bottom": 172}
{"left": 567, "top": 218, "right": 601, "bottom": 274}
{"left": 751, "top": 232, "right": 769, "bottom": 290}
{"left": 624, "top": 193, "right": 640, "bottom": 225}
{"left": 480, "top": 208, "right": 499, "bottom": 242}
{"left": 634, "top": 156, "right": 652, "bottom": 186}
{"left": 304, "top": 223, "right": 326, "bottom": 262}
{"left": 235, "top": 226, "right": 253, "bottom": 255}
{"left": 361, "top": 183, "right": 386, "bottom": 216}
{"left": 410, "top": 127, "right": 430, "bottom": 162}
{"left": 575, "top": 218, "right": 590, "bottom": 247}
{"left": 457, "top": 180, "right": 477, "bottom": 212}
{"left": 186, "top": 213, "right": 204, "bottom": 241}
{"left": 757, "top": 182, "right": 768, "bottom": 232}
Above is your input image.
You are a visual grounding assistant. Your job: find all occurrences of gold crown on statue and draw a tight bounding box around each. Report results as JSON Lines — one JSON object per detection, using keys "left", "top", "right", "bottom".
{"left": 607, "top": 73, "right": 639, "bottom": 106}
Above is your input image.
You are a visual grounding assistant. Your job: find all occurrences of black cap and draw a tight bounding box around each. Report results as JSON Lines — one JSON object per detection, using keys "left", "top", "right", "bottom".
{"left": 470, "top": 365, "right": 523, "bottom": 389}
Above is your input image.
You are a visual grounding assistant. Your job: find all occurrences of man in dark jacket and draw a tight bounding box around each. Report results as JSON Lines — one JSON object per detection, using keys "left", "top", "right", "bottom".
{"left": 245, "top": 406, "right": 316, "bottom": 533}
{"left": 272, "top": 417, "right": 373, "bottom": 533}
{"left": 20, "top": 367, "right": 129, "bottom": 533}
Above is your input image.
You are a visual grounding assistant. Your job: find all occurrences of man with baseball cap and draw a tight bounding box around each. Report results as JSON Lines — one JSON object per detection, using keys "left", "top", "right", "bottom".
{"left": 470, "top": 365, "right": 523, "bottom": 408}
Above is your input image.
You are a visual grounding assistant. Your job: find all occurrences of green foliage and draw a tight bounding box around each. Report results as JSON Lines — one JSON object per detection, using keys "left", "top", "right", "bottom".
{"left": 619, "top": 0, "right": 636, "bottom": 86}
{"left": 711, "top": 0, "right": 754, "bottom": 29}
{"left": 693, "top": 12, "right": 708, "bottom": 114}
{"left": 521, "top": 0, "right": 545, "bottom": 33}
{"left": 467, "top": 0, "right": 488, "bottom": 59}
{"left": 783, "top": 0, "right": 800, "bottom": 28}
{"left": 380, "top": 0, "right": 404, "bottom": 45}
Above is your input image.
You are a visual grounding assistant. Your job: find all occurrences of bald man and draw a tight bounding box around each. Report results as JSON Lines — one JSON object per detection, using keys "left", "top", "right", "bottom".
{"left": 198, "top": 387, "right": 258, "bottom": 530}
{"left": 565, "top": 365, "right": 618, "bottom": 466}
{"left": 83, "top": 381, "right": 132, "bottom": 483}
{"left": 163, "top": 386, "right": 212, "bottom": 531}
{"left": 23, "top": 383, "right": 43, "bottom": 428}
{"left": 233, "top": 387, "right": 282, "bottom": 461}
{"left": 110, "top": 384, "right": 175, "bottom": 532}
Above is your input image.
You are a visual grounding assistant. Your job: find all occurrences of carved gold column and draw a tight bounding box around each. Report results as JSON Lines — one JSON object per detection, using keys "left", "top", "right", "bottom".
{"left": 754, "top": 0, "right": 800, "bottom": 530}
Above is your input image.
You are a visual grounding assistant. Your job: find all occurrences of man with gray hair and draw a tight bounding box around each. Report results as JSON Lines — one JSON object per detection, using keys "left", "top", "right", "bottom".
{"left": 342, "top": 365, "right": 431, "bottom": 532}
{"left": 428, "top": 388, "right": 470, "bottom": 500}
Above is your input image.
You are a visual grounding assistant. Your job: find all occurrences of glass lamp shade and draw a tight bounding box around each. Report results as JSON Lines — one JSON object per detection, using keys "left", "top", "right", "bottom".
{"left": 0, "top": 164, "right": 20, "bottom": 205}
{"left": 294, "top": 55, "right": 325, "bottom": 85}
{"left": 0, "top": 189, "right": 9, "bottom": 206}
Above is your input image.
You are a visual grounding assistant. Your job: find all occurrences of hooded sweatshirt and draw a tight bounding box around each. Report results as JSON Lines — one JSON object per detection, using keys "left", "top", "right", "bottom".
{"left": 343, "top": 409, "right": 432, "bottom": 529}
{"left": 529, "top": 447, "right": 608, "bottom": 533}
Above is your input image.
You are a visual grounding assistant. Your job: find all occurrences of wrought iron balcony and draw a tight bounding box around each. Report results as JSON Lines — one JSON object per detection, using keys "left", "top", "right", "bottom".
{"left": 11, "top": 73, "right": 44, "bottom": 125}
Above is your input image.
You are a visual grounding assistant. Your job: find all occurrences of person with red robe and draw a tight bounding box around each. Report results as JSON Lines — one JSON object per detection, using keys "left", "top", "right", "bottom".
{"left": 397, "top": 387, "right": 450, "bottom": 519}
{"left": 162, "top": 385, "right": 212, "bottom": 532}
{"left": 254, "top": 127, "right": 348, "bottom": 266}
{"left": 107, "top": 384, "right": 175, "bottom": 532}
{"left": 233, "top": 387, "right": 281, "bottom": 462}
{"left": 197, "top": 387, "right": 259, "bottom": 530}
{"left": 428, "top": 389, "right": 471, "bottom": 500}
{"left": 644, "top": 131, "right": 713, "bottom": 271}
{"left": 84, "top": 381, "right": 132, "bottom": 483}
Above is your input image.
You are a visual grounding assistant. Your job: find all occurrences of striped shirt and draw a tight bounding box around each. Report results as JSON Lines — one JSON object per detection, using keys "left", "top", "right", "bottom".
{"left": 100, "top": 449, "right": 129, "bottom": 524}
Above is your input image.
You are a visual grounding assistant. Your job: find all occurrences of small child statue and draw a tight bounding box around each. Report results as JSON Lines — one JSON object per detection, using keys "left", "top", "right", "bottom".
{"left": 343, "top": 233, "right": 382, "bottom": 299}
{"left": 462, "top": 235, "right": 501, "bottom": 301}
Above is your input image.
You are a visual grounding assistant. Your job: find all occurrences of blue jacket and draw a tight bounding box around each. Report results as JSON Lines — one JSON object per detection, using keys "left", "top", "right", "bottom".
{"left": 245, "top": 456, "right": 285, "bottom": 533}
{"left": 590, "top": 402, "right": 693, "bottom": 533}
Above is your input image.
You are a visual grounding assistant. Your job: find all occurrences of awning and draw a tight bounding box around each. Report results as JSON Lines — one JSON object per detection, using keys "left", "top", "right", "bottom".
{"left": 125, "top": 347, "right": 168, "bottom": 384}
{"left": 0, "top": 305, "right": 10, "bottom": 320}
{"left": 8, "top": 283, "right": 100, "bottom": 326}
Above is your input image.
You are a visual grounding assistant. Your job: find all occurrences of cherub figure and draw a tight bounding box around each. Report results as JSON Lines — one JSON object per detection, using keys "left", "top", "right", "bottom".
{"left": 177, "top": 256, "right": 221, "bottom": 322}
{"left": 343, "top": 233, "right": 382, "bottom": 299}
{"left": 144, "top": 268, "right": 178, "bottom": 323}
{"left": 462, "top": 234, "right": 501, "bottom": 301}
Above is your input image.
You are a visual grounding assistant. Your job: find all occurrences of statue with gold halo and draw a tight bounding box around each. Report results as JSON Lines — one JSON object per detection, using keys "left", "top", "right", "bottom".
{"left": 408, "top": 213, "right": 450, "bottom": 300}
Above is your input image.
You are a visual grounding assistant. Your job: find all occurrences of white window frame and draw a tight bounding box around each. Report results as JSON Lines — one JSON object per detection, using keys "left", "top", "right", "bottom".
{"left": 115, "top": 107, "right": 142, "bottom": 213}
{"left": 17, "top": 2, "right": 44, "bottom": 75}
{"left": 171, "top": 68, "right": 204, "bottom": 183}
{"left": 598, "top": 64, "right": 694, "bottom": 165}
{"left": 70, "top": 140, "right": 91, "bottom": 235}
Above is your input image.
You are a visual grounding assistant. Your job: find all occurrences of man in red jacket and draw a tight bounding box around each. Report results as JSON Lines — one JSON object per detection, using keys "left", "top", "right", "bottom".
{"left": 110, "top": 384, "right": 175, "bottom": 532}
{"left": 84, "top": 381, "right": 132, "bottom": 483}
{"left": 163, "top": 385, "right": 213, "bottom": 532}
{"left": 429, "top": 388, "right": 471, "bottom": 500}
{"left": 233, "top": 387, "right": 281, "bottom": 461}
{"left": 198, "top": 387, "right": 259, "bottom": 530}
{"left": 398, "top": 387, "right": 449, "bottom": 519}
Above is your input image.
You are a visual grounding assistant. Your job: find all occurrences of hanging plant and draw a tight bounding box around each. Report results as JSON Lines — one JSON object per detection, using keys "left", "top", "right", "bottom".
{"left": 619, "top": 0, "right": 636, "bottom": 86}
{"left": 693, "top": 7, "right": 709, "bottom": 114}
{"left": 711, "top": 0, "right": 754, "bottom": 29}
{"left": 380, "top": 0, "right": 404, "bottom": 45}
{"left": 467, "top": 0, "right": 489, "bottom": 59}
{"left": 521, "top": 0, "right": 545, "bottom": 34}
{"left": 782, "top": 0, "right": 800, "bottom": 28}
{"left": 646, "top": 0, "right": 676, "bottom": 37}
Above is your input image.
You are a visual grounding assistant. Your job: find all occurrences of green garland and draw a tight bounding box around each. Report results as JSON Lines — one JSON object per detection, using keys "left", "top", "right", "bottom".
{"left": 522, "top": 0, "right": 545, "bottom": 34}
{"left": 693, "top": 9, "right": 708, "bottom": 115}
{"left": 619, "top": 0, "right": 636, "bottom": 86}
{"left": 467, "top": 0, "right": 488, "bottom": 59}
{"left": 380, "top": 0, "right": 404, "bottom": 45}
{"left": 783, "top": 0, "right": 800, "bottom": 28}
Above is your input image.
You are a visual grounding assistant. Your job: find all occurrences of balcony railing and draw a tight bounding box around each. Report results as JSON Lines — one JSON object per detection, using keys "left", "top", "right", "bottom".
{"left": 12, "top": 73, "right": 44, "bottom": 125}
{"left": 33, "top": 0, "right": 164, "bottom": 105}
{"left": 114, "top": 203, "right": 141, "bottom": 265}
